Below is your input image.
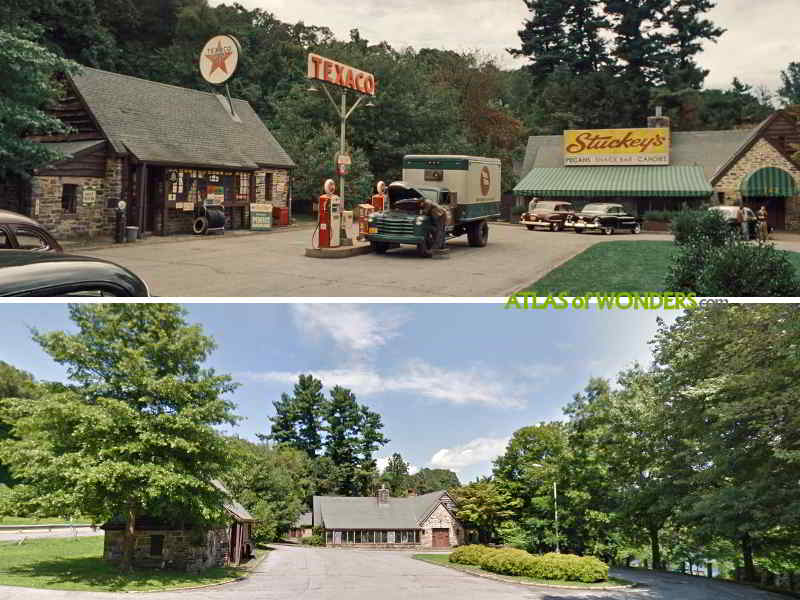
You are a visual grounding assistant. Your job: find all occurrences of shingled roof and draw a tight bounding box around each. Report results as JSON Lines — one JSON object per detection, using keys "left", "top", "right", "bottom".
{"left": 68, "top": 66, "right": 295, "bottom": 171}
{"left": 521, "top": 129, "right": 753, "bottom": 181}
{"left": 312, "top": 491, "right": 452, "bottom": 530}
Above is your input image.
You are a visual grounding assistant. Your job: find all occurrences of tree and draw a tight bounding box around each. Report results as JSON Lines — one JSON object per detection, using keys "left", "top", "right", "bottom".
{"left": 0, "top": 29, "right": 79, "bottom": 179}
{"left": 0, "top": 362, "right": 38, "bottom": 487}
{"left": 451, "top": 480, "right": 521, "bottom": 543}
{"left": 778, "top": 61, "right": 800, "bottom": 106}
{"left": 265, "top": 373, "right": 325, "bottom": 458}
{"left": 382, "top": 452, "right": 410, "bottom": 496}
{"left": 410, "top": 468, "right": 460, "bottom": 494}
{"left": 651, "top": 305, "right": 800, "bottom": 581}
{"left": 0, "top": 305, "right": 239, "bottom": 571}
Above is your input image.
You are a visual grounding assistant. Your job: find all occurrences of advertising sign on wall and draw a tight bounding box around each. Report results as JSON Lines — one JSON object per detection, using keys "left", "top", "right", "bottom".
{"left": 250, "top": 203, "right": 272, "bottom": 231}
{"left": 563, "top": 128, "right": 670, "bottom": 166}
{"left": 307, "top": 53, "right": 376, "bottom": 96}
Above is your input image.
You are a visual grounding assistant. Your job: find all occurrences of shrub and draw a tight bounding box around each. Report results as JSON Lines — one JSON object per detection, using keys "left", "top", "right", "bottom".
{"left": 670, "top": 209, "right": 730, "bottom": 247}
{"left": 300, "top": 535, "right": 325, "bottom": 546}
{"left": 450, "top": 545, "right": 609, "bottom": 583}
{"left": 249, "top": 499, "right": 278, "bottom": 544}
{"left": 695, "top": 243, "right": 800, "bottom": 296}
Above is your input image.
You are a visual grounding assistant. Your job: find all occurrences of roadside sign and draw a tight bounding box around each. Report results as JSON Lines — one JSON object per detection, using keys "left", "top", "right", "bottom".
{"left": 250, "top": 203, "right": 272, "bottom": 230}
{"left": 199, "top": 35, "right": 241, "bottom": 85}
{"left": 307, "top": 53, "right": 376, "bottom": 96}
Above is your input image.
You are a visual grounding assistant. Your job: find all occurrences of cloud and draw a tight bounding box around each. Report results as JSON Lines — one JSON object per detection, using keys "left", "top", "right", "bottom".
{"left": 242, "top": 358, "right": 550, "bottom": 408}
{"left": 429, "top": 437, "right": 510, "bottom": 471}
{"left": 289, "top": 305, "right": 408, "bottom": 359}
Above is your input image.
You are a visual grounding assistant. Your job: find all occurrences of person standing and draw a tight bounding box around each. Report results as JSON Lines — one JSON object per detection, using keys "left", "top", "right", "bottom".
{"left": 418, "top": 196, "right": 447, "bottom": 250}
{"left": 758, "top": 205, "right": 769, "bottom": 242}
{"left": 737, "top": 204, "right": 749, "bottom": 241}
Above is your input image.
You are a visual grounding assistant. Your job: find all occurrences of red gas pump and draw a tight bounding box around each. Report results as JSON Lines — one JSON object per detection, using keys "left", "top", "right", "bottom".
{"left": 316, "top": 179, "right": 342, "bottom": 248}
{"left": 371, "top": 181, "right": 387, "bottom": 212}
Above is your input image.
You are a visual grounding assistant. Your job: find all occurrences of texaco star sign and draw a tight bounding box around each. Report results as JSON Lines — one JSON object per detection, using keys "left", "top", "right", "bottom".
{"left": 199, "top": 35, "right": 241, "bottom": 85}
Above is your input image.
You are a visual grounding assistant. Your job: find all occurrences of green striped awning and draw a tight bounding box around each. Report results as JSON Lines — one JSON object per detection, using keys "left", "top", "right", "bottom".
{"left": 513, "top": 166, "right": 713, "bottom": 197}
{"left": 740, "top": 167, "right": 798, "bottom": 197}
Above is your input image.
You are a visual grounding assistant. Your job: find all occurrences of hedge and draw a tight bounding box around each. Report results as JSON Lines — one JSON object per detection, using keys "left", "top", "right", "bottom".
{"left": 450, "top": 545, "right": 608, "bottom": 583}
{"left": 299, "top": 535, "right": 325, "bottom": 546}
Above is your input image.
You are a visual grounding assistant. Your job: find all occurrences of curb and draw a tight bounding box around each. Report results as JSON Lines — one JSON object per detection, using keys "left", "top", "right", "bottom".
{"left": 413, "top": 556, "right": 637, "bottom": 591}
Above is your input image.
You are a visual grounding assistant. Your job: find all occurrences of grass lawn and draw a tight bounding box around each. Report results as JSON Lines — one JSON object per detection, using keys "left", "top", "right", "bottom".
{"left": 524, "top": 240, "right": 800, "bottom": 295}
{"left": 0, "top": 516, "right": 91, "bottom": 526}
{"left": 413, "top": 553, "right": 633, "bottom": 589}
{"left": 0, "top": 536, "right": 252, "bottom": 592}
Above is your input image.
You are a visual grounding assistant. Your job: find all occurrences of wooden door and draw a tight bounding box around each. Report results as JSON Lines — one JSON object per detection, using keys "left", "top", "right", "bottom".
{"left": 432, "top": 528, "right": 450, "bottom": 548}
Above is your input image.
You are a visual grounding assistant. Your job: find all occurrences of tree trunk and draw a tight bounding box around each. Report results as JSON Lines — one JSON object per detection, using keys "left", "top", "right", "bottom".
{"left": 742, "top": 533, "right": 756, "bottom": 582}
{"left": 649, "top": 526, "right": 662, "bottom": 570}
{"left": 120, "top": 507, "right": 137, "bottom": 572}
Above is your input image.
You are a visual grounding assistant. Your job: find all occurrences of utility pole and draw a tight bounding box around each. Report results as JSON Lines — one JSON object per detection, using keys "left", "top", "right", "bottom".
{"left": 553, "top": 480, "right": 560, "bottom": 553}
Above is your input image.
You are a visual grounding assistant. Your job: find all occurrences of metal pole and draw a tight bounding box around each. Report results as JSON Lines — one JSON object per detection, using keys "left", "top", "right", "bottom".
{"left": 340, "top": 91, "right": 346, "bottom": 207}
{"left": 553, "top": 481, "right": 559, "bottom": 553}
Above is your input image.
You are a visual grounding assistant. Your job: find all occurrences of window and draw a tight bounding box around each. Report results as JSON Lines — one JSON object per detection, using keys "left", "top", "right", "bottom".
{"left": 264, "top": 173, "right": 273, "bottom": 202}
{"left": 13, "top": 228, "right": 50, "bottom": 251}
{"left": 237, "top": 173, "right": 250, "bottom": 202}
{"left": 0, "top": 230, "right": 10, "bottom": 249}
{"left": 61, "top": 184, "right": 78, "bottom": 213}
{"left": 150, "top": 534, "right": 164, "bottom": 556}
{"left": 717, "top": 191, "right": 726, "bottom": 205}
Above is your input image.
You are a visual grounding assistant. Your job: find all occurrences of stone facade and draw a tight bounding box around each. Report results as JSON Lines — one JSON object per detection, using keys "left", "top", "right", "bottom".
{"left": 258, "top": 168, "right": 290, "bottom": 207}
{"left": 420, "top": 504, "right": 464, "bottom": 547}
{"left": 103, "top": 527, "right": 230, "bottom": 572}
{"left": 28, "top": 157, "right": 123, "bottom": 240}
{"left": 713, "top": 138, "right": 800, "bottom": 231}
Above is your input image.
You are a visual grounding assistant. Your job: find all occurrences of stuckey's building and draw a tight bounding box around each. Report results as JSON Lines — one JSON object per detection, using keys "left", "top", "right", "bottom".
{"left": 515, "top": 109, "right": 800, "bottom": 231}
{"left": 0, "top": 66, "right": 295, "bottom": 240}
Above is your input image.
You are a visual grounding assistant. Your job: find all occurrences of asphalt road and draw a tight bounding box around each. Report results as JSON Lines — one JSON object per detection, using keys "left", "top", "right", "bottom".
{"left": 76, "top": 225, "right": 672, "bottom": 297}
{"left": 0, "top": 545, "right": 787, "bottom": 600}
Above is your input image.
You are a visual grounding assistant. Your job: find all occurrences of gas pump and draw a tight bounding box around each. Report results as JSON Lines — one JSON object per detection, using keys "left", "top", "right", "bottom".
{"left": 371, "top": 181, "right": 388, "bottom": 211}
{"left": 316, "top": 179, "right": 342, "bottom": 248}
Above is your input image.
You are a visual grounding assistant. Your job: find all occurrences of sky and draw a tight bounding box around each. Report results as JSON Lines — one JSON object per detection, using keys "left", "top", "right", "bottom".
{"left": 0, "top": 303, "right": 679, "bottom": 483}
{"left": 218, "top": 0, "right": 798, "bottom": 94}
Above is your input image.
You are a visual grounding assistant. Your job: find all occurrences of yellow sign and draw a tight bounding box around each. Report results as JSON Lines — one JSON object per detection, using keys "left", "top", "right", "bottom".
{"left": 563, "top": 128, "right": 669, "bottom": 166}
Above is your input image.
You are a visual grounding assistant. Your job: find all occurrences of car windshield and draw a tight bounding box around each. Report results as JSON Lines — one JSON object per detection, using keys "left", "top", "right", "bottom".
{"left": 582, "top": 204, "right": 609, "bottom": 214}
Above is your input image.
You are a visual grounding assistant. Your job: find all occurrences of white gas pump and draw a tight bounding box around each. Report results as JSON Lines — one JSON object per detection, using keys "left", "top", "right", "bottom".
{"left": 329, "top": 194, "right": 342, "bottom": 248}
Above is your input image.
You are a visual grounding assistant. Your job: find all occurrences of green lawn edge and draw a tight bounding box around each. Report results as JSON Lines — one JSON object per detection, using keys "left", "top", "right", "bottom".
{"left": 412, "top": 553, "right": 635, "bottom": 589}
{"left": 522, "top": 240, "right": 800, "bottom": 295}
{"left": 0, "top": 536, "right": 269, "bottom": 593}
{"left": 0, "top": 516, "right": 92, "bottom": 526}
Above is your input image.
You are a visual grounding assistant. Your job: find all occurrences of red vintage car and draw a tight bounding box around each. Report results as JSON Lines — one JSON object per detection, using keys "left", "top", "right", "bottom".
{"left": 520, "top": 200, "right": 576, "bottom": 232}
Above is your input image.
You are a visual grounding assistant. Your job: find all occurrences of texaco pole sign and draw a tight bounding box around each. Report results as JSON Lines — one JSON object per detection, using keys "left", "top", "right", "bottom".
{"left": 200, "top": 35, "right": 242, "bottom": 85}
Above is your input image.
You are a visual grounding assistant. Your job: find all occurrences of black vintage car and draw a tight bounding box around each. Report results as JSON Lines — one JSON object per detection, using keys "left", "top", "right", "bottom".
{"left": 565, "top": 203, "right": 641, "bottom": 235}
{"left": 0, "top": 209, "right": 63, "bottom": 252}
{"left": 0, "top": 251, "right": 151, "bottom": 296}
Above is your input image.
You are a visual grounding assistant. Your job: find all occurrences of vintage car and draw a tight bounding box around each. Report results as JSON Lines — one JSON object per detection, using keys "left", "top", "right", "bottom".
{"left": 0, "top": 251, "right": 150, "bottom": 296}
{"left": 707, "top": 205, "right": 759, "bottom": 238}
{"left": 0, "top": 210, "right": 63, "bottom": 252}
{"left": 566, "top": 203, "right": 641, "bottom": 235}
{"left": 519, "top": 200, "right": 575, "bottom": 231}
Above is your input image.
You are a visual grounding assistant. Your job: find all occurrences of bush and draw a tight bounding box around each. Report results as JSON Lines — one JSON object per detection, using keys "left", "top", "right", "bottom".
{"left": 643, "top": 210, "right": 683, "bottom": 223}
{"left": 450, "top": 545, "right": 609, "bottom": 583}
{"left": 670, "top": 209, "right": 730, "bottom": 247}
{"left": 695, "top": 243, "right": 800, "bottom": 296}
{"left": 249, "top": 499, "right": 278, "bottom": 544}
{"left": 300, "top": 535, "right": 325, "bottom": 546}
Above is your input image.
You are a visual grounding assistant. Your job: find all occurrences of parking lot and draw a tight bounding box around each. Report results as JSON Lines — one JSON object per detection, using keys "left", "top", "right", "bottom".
{"left": 77, "top": 224, "right": 672, "bottom": 297}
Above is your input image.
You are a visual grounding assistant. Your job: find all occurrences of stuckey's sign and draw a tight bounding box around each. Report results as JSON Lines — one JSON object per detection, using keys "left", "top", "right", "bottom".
{"left": 563, "top": 128, "right": 670, "bottom": 166}
{"left": 307, "top": 53, "right": 376, "bottom": 96}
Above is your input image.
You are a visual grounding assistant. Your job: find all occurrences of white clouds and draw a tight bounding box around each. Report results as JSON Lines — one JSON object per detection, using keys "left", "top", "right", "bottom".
{"left": 429, "top": 437, "right": 510, "bottom": 471}
{"left": 289, "top": 305, "right": 408, "bottom": 359}
{"left": 243, "top": 358, "right": 549, "bottom": 408}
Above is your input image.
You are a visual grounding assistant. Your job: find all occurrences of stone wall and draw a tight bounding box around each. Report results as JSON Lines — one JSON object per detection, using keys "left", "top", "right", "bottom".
{"left": 255, "top": 168, "right": 290, "bottom": 207}
{"left": 103, "top": 527, "right": 230, "bottom": 572}
{"left": 420, "top": 504, "right": 464, "bottom": 547}
{"left": 30, "top": 157, "right": 123, "bottom": 240}
{"left": 713, "top": 138, "right": 800, "bottom": 230}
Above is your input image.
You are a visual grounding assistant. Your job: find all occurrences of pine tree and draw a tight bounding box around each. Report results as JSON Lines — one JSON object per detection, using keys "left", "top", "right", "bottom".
{"left": 265, "top": 374, "right": 325, "bottom": 458}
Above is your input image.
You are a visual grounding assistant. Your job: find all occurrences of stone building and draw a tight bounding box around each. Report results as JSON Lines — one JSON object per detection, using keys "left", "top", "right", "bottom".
{"left": 100, "top": 480, "right": 255, "bottom": 572}
{"left": 0, "top": 66, "right": 295, "bottom": 240}
{"left": 312, "top": 486, "right": 464, "bottom": 548}
{"left": 288, "top": 512, "right": 313, "bottom": 539}
{"left": 516, "top": 108, "right": 800, "bottom": 231}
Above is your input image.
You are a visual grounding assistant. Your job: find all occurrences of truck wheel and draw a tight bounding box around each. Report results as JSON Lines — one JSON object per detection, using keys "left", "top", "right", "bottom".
{"left": 370, "top": 241, "right": 389, "bottom": 254}
{"left": 417, "top": 230, "right": 435, "bottom": 258}
{"left": 526, "top": 225, "right": 535, "bottom": 231}
{"left": 193, "top": 216, "right": 208, "bottom": 235}
{"left": 468, "top": 220, "right": 489, "bottom": 247}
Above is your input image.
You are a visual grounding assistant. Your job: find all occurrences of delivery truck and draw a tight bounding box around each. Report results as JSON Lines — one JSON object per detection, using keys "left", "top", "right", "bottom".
{"left": 365, "top": 155, "right": 501, "bottom": 257}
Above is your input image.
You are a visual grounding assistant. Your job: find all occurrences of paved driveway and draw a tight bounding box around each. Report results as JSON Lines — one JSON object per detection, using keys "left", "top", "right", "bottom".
{"left": 0, "top": 545, "right": 787, "bottom": 600}
{"left": 76, "top": 225, "right": 670, "bottom": 297}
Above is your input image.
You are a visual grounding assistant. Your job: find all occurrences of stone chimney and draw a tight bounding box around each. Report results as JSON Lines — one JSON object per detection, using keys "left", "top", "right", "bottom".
{"left": 377, "top": 484, "right": 390, "bottom": 505}
{"left": 647, "top": 106, "right": 671, "bottom": 130}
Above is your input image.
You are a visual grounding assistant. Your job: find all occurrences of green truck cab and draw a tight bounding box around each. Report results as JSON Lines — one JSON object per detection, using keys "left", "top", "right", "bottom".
{"left": 366, "top": 155, "right": 501, "bottom": 258}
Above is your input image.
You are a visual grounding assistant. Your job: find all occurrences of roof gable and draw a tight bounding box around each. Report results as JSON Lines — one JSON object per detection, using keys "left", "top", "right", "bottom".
{"left": 68, "top": 66, "right": 295, "bottom": 170}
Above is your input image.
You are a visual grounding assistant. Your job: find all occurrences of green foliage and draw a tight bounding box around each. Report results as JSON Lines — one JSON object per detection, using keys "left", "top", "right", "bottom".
{"left": 0, "top": 29, "right": 80, "bottom": 179}
{"left": 642, "top": 210, "right": 683, "bottom": 223}
{"left": 452, "top": 545, "right": 609, "bottom": 583}
{"left": 451, "top": 480, "right": 521, "bottom": 543}
{"left": 299, "top": 534, "right": 325, "bottom": 546}
{"left": 695, "top": 242, "right": 800, "bottom": 296}
{"left": 0, "top": 305, "right": 239, "bottom": 570}
{"left": 409, "top": 468, "right": 460, "bottom": 494}
{"left": 0, "top": 361, "right": 39, "bottom": 487}
{"left": 382, "top": 452, "right": 410, "bottom": 496}
{"left": 665, "top": 209, "right": 731, "bottom": 292}
{"left": 778, "top": 61, "right": 800, "bottom": 106}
